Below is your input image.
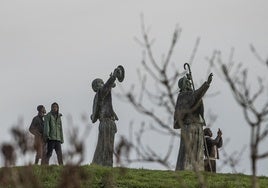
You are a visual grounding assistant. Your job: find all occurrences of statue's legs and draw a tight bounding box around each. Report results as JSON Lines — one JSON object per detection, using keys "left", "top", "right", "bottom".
{"left": 176, "top": 123, "right": 204, "bottom": 171}
{"left": 92, "top": 118, "right": 117, "bottom": 167}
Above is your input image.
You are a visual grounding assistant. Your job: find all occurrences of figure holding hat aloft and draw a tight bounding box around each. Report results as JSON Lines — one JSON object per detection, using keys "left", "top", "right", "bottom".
{"left": 91, "top": 65, "right": 124, "bottom": 167}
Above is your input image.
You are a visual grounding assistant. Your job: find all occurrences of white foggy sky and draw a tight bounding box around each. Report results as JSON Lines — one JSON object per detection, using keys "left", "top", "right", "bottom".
{"left": 0, "top": 0, "right": 268, "bottom": 175}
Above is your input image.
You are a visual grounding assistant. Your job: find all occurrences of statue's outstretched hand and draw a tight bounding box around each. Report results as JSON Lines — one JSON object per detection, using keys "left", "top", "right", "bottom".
{"left": 207, "top": 73, "right": 213, "bottom": 84}
{"left": 217, "top": 128, "right": 222, "bottom": 137}
{"left": 113, "top": 67, "right": 120, "bottom": 78}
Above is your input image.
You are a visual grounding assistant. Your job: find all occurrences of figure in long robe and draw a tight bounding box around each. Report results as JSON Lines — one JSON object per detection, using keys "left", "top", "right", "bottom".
{"left": 174, "top": 73, "right": 213, "bottom": 171}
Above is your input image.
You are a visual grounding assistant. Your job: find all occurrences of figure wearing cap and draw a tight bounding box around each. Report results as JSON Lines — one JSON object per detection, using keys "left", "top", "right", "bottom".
{"left": 91, "top": 65, "right": 124, "bottom": 167}
{"left": 174, "top": 72, "right": 213, "bottom": 171}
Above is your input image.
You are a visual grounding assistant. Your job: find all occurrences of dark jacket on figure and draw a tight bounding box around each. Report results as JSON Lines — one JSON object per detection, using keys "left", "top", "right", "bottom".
{"left": 204, "top": 135, "right": 223, "bottom": 159}
{"left": 29, "top": 115, "right": 44, "bottom": 137}
{"left": 91, "top": 75, "right": 118, "bottom": 123}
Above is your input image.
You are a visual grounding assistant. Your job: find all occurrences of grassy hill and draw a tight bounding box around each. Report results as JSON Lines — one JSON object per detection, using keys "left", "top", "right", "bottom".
{"left": 0, "top": 165, "right": 268, "bottom": 188}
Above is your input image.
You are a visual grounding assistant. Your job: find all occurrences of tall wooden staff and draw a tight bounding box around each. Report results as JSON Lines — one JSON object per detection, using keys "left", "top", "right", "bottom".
{"left": 183, "top": 63, "right": 195, "bottom": 91}
{"left": 183, "top": 62, "right": 212, "bottom": 172}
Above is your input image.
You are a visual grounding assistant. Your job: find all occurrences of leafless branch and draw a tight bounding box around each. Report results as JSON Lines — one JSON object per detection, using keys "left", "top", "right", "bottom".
{"left": 210, "top": 45, "right": 268, "bottom": 188}
{"left": 250, "top": 44, "right": 268, "bottom": 67}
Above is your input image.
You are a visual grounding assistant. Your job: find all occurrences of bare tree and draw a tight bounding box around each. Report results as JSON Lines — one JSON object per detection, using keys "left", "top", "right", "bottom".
{"left": 115, "top": 17, "right": 216, "bottom": 187}
{"left": 117, "top": 17, "right": 183, "bottom": 168}
{"left": 209, "top": 48, "right": 268, "bottom": 188}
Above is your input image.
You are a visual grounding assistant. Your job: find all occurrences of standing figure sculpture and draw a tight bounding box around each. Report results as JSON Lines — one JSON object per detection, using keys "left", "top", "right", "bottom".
{"left": 91, "top": 65, "right": 124, "bottom": 167}
{"left": 204, "top": 128, "right": 223, "bottom": 172}
{"left": 174, "top": 63, "right": 213, "bottom": 171}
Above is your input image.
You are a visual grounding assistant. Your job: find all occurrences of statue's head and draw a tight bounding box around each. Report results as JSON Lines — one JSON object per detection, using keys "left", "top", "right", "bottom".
{"left": 178, "top": 76, "right": 192, "bottom": 92}
{"left": 92, "top": 78, "right": 104, "bottom": 92}
{"left": 204, "top": 128, "right": 212, "bottom": 137}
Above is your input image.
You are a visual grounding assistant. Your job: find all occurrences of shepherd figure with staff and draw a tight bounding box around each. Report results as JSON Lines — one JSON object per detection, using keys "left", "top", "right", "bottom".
{"left": 174, "top": 63, "right": 213, "bottom": 171}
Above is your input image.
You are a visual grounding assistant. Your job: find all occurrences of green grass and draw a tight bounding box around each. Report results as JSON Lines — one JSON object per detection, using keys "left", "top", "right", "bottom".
{"left": 0, "top": 165, "right": 267, "bottom": 188}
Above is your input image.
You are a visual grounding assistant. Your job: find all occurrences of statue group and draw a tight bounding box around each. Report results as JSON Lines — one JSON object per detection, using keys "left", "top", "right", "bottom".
{"left": 90, "top": 64, "right": 222, "bottom": 172}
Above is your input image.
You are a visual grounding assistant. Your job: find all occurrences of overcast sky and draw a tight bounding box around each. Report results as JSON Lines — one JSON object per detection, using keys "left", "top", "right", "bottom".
{"left": 0, "top": 0, "right": 268, "bottom": 175}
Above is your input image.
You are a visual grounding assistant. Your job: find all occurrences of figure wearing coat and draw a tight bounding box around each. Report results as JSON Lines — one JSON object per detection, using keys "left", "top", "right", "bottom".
{"left": 204, "top": 128, "right": 223, "bottom": 172}
{"left": 91, "top": 74, "right": 119, "bottom": 167}
{"left": 174, "top": 75, "right": 212, "bottom": 171}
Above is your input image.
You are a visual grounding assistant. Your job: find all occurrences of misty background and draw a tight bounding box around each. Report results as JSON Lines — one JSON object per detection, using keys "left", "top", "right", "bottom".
{"left": 0, "top": 1, "right": 267, "bottom": 175}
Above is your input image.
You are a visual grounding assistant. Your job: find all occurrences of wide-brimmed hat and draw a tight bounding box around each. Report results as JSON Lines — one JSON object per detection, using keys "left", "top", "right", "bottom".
{"left": 116, "top": 65, "right": 125, "bottom": 82}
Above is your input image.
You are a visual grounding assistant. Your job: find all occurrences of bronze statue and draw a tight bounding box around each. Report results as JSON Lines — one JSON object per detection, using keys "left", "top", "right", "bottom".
{"left": 204, "top": 128, "right": 223, "bottom": 172}
{"left": 91, "top": 65, "right": 124, "bottom": 166}
{"left": 174, "top": 63, "right": 213, "bottom": 171}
